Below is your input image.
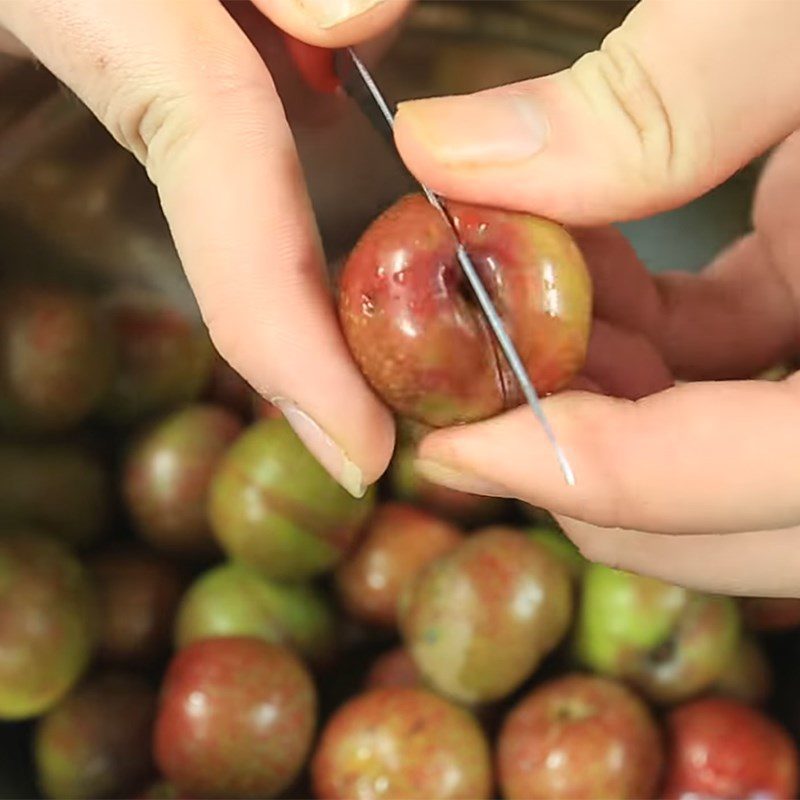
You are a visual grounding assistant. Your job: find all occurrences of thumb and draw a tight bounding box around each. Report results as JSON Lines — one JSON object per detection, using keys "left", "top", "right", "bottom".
{"left": 395, "top": 0, "right": 800, "bottom": 224}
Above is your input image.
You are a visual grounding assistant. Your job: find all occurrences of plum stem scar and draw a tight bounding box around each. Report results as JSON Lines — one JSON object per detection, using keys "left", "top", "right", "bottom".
{"left": 343, "top": 47, "right": 576, "bottom": 487}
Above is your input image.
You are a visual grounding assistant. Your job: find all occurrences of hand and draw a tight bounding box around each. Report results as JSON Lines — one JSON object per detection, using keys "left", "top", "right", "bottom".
{"left": 392, "top": 0, "right": 800, "bottom": 597}
{"left": 0, "top": 0, "right": 410, "bottom": 499}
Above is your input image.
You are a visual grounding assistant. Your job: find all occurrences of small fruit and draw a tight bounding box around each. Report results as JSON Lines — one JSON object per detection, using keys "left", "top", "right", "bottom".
{"left": 89, "top": 547, "right": 185, "bottom": 667}
{"left": 0, "top": 441, "right": 110, "bottom": 548}
{"left": 34, "top": 672, "right": 157, "bottom": 800}
{"left": 100, "top": 292, "right": 214, "bottom": 425}
{"left": 0, "top": 532, "right": 97, "bottom": 719}
{"left": 312, "top": 687, "right": 492, "bottom": 800}
{"left": 0, "top": 283, "right": 113, "bottom": 433}
{"left": 527, "top": 526, "right": 587, "bottom": 582}
{"left": 154, "top": 637, "right": 316, "bottom": 799}
{"left": 335, "top": 502, "right": 463, "bottom": 628}
{"left": 364, "top": 647, "right": 422, "bottom": 691}
{"left": 123, "top": 404, "right": 243, "bottom": 558}
{"left": 338, "top": 194, "right": 591, "bottom": 427}
{"left": 663, "top": 696, "right": 798, "bottom": 800}
{"left": 574, "top": 564, "right": 741, "bottom": 704}
{"left": 174, "top": 561, "right": 337, "bottom": 665}
{"left": 210, "top": 418, "right": 375, "bottom": 580}
{"left": 400, "top": 526, "right": 572, "bottom": 704}
{"left": 497, "top": 673, "right": 663, "bottom": 800}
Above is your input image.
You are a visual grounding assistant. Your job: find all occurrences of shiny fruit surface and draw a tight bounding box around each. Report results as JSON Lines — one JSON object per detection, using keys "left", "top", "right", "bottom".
{"left": 339, "top": 194, "right": 591, "bottom": 427}
{"left": 497, "top": 673, "right": 663, "bottom": 800}
{"left": 335, "top": 502, "right": 463, "bottom": 628}
{"left": 154, "top": 637, "right": 316, "bottom": 799}
{"left": 312, "top": 687, "right": 492, "bottom": 800}
{"left": 400, "top": 526, "right": 572, "bottom": 703}
{"left": 123, "top": 404, "right": 242, "bottom": 558}
{"left": 210, "top": 418, "right": 375, "bottom": 580}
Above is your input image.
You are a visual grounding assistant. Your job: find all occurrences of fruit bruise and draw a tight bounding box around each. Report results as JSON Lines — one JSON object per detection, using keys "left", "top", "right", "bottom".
{"left": 339, "top": 194, "right": 592, "bottom": 427}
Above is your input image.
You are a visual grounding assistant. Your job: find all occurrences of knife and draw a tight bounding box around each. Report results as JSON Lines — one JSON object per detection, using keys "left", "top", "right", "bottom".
{"left": 334, "top": 47, "right": 575, "bottom": 487}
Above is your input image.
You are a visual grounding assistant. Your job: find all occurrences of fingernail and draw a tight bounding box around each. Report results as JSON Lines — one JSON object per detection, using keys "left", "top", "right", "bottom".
{"left": 397, "top": 92, "right": 548, "bottom": 165}
{"left": 296, "top": 0, "right": 384, "bottom": 28}
{"left": 414, "top": 458, "right": 511, "bottom": 497}
{"left": 272, "top": 398, "right": 366, "bottom": 498}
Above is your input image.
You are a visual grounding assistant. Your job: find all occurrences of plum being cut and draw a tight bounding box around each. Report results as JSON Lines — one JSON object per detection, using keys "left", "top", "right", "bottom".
{"left": 338, "top": 194, "right": 592, "bottom": 427}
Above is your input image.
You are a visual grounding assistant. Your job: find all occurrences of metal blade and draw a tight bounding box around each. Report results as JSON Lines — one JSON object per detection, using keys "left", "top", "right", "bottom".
{"left": 342, "top": 47, "right": 575, "bottom": 487}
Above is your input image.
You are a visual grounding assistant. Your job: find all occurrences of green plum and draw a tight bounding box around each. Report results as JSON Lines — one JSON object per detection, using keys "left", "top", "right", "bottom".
{"left": 175, "top": 561, "right": 337, "bottom": 665}
{"left": 574, "top": 564, "right": 741, "bottom": 705}
{"left": 0, "top": 440, "right": 110, "bottom": 548}
{"left": 34, "top": 672, "right": 156, "bottom": 800}
{"left": 0, "top": 283, "right": 113, "bottom": 434}
{"left": 0, "top": 532, "right": 97, "bottom": 719}
{"left": 123, "top": 404, "right": 243, "bottom": 558}
{"left": 210, "top": 418, "right": 375, "bottom": 580}
{"left": 527, "top": 526, "right": 587, "bottom": 583}
{"left": 400, "top": 526, "right": 572, "bottom": 704}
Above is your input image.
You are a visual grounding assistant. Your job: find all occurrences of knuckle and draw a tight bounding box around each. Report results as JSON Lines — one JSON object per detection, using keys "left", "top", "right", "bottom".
{"left": 568, "top": 28, "right": 706, "bottom": 192}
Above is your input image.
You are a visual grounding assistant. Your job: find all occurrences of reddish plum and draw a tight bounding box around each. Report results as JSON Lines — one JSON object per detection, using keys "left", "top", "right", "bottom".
{"left": 123, "top": 404, "right": 242, "bottom": 558}
{"left": 154, "top": 637, "right": 316, "bottom": 799}
{"left": 312, "top": 688, "right": 492, "bottom": 800}
{"left": 339, "top": 194, "right": 591, "bottom": 427}
{"left": 335, "top": 502, "right": 463, "bottom": 628}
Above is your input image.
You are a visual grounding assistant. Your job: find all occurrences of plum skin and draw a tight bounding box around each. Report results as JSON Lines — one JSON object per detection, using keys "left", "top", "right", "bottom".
{"left": 339, "top": 194, "right": 592, "bottom": 427}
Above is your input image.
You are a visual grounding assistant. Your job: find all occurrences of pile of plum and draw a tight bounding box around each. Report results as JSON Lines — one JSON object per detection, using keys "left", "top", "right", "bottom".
{"left": 1, "top": 196, "right": 799, "bottom": 800}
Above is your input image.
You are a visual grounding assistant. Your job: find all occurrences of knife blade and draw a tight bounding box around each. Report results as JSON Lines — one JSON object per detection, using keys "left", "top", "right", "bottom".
{"left": 335, "top": 47, "right": 575, "bottom": 487}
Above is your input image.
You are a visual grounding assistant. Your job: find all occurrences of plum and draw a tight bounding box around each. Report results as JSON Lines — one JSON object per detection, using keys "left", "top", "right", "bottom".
{"left": 174, "top": 561, "right": 337, "bottom": 666}
{"left": 154, "top": 637, "right": 316, "bottom": 799}
{"left": 335, "top": 502, "right": 464, "bottom": 629}
{"left": 0, "top": 283, "right": 113, "bottom": 433}
{"left": 209, "top": 418, "right": 375, "bottom": 580}
{"left": 312, "top": 687, "right": 492, "bottom": 800}
{"left": 34, "top": 671, "right": 157, "bottom": 800}
{"left": 339, "top": 194, "right": 591, "bottom": 427}
{"left": 123, "top": 404, "right": 243, "bottom": 558}
{"left": 399, "top": 526, "right": 572, "bottom": 704}
{"left": 0, "top": 532, "right": 97, "bottom": 719}
{"left": 88, "top": 547, "right": 186, "bottom": 667}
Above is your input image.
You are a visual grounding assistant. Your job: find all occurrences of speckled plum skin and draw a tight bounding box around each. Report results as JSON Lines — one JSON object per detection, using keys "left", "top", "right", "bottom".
{"left": 34, "top": 672, "right": 157, "bottom": 800}
{"left": 123, "top": 404, "right": 243, "bottom": 558}
{"left": 335, "top": 502, "right": 463, "bottom": 628}
{"left": 497, "top": 674, "right": 663, "bottom": 800}
{"left": 312, "top": 688, "right": 492, "bottom": 800}
{"left": 399, "top": 527, "right": 572, "bottom": 704}
{"left": 338, "top": 194, "right": 592, "bottom": 427}
{"left": 0, "top": 441, "right": 110, "bottom": 548}
{"left": 209, "top": 418, "right": 375, "bottom": 580}
{"left": 174, "top": 561, "right": 337, "bottom": 666}
{"left": 574, "top": 565, "right": 741, "bottom": 705}
{"left": 663, "top": 697, "right": 799, "bottom": 800}
{"left": 154, "top": 637, "right": 316, "bottom": 800}
{"left": 0, "top": 532, "right": 97, "bottom": 719}
{"left": 0, "top": 284, "right": 113, "bottom": 433}
{"left": 100, "top": 293, "right": 214, "bottom": 426}
{"left": 88, "top": 547, "right": 185, "bottom": 667}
